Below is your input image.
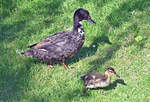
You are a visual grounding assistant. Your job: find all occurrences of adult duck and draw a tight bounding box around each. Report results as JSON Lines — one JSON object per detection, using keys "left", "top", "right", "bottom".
{"left": 21, "top": 8, "right": 96, "bottom": 68}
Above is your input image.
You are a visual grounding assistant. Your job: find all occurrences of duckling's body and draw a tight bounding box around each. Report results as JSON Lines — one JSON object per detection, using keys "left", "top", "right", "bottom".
{"left": 21, "top": 8, "right": 96, "bottom": 68}
{"left": 81, "top": 67, "right": 120, "bottom": 94}
{"left": 82, "top": 72, "right": 111, "bottom": 89}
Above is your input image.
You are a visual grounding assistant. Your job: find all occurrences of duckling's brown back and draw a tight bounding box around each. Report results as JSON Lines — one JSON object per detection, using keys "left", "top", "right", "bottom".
{"left": 81, "top": 73, "right": 106, "bottom": 84}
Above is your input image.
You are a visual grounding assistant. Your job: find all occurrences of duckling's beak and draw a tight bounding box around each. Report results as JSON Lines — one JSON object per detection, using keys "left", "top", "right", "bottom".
{"left": 87, "top": 16, "right": 96, "bottom": 24}
{"left": 113, "top": 72, "right": 120, "bottom": 78}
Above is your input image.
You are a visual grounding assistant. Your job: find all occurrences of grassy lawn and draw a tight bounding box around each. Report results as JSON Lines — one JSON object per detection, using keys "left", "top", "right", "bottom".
{"left": 1, "top": 0, "right": 150, "bottom": 102}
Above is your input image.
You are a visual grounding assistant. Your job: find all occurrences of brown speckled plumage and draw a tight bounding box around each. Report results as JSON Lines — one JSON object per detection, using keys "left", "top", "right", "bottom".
{"left": 21, "top": 8, "right": 96, "bottom": 68}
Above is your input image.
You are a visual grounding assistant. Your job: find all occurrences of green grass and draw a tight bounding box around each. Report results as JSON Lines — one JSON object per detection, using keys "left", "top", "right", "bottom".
{"left": 1, "top": 0, "right": 150, "bottom": 102}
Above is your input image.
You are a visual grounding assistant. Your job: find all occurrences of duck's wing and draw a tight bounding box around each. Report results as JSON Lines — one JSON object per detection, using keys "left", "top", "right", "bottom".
{"left": 22, "top": 30, "right": 76, "bottom": 60}
{"left": 82, "top": 73, "right": 106, "bottom": 84}
{"left": 91, "top": 73, "right": 106, "bottom": 80}
{"left": 28, "top": 31, "right": 71, "bottom": 49}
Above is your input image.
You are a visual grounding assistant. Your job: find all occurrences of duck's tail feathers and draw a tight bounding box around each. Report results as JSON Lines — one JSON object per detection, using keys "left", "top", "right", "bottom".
{"left": 16, "top": 49, "right": 22, "bottom": 55}
{"left": 80, "top": 75, "right": 85, "bottom": 81}
{"left": 21, "top": 50, "right": 33, "bottom": 57}
{"left": 16, "top": 49, "right": 33, "bottom": 57}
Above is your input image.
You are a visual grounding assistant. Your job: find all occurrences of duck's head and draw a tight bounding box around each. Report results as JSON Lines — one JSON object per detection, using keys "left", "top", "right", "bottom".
{"left": 74, "top": 8, "right": 96, "bottom": 24}
{"left": 105, "top": 67, "right": 120, "bottom": 78}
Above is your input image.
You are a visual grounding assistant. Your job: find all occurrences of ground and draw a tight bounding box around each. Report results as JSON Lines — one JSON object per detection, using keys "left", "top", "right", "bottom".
{"left": 0, "top": 0, "right": 150, "bottom": 102}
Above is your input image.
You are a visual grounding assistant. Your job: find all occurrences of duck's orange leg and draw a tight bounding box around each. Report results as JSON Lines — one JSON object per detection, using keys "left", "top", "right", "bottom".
{"left": 62, "top": 60, "right": 68, "bottom": 69}
{"left": 48, "top": 65, "right": 54, "bottom": 68}
{"left": 62, "top": 63, "right": 68, "bottom": 69}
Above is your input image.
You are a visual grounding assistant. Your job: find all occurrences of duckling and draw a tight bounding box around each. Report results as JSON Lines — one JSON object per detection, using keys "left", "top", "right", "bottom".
{"left": 81, "top": 67, "right": 120, "bottom": 94}
{"left": 21, "top": 8, "right": 96, "bottom": 68}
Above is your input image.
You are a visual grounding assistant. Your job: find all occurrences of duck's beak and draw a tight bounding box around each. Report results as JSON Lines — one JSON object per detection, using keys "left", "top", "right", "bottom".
{"left": 113, "top": 72, "right": 120, "bottom": 78}
{"left": 87, "top": 16, "right": 96, "bottom": 24}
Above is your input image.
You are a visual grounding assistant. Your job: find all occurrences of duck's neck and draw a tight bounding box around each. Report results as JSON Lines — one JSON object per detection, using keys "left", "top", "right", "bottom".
{"left": 104, "top": 72, "right": 111, "bottom": 82}
{"left": 73, "top": 17, "right": 84, "bottom": 35}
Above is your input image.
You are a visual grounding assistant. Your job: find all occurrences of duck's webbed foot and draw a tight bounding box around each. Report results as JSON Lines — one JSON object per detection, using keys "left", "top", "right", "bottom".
{"left": 48, "top": 62, "right": 54, "bottom": 68}
{"left": 48, "top": 65, "right": 54, "bottom": 68}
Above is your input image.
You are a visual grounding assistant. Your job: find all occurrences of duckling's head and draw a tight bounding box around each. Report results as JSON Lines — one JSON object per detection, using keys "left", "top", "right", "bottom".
{"left": 105, "top": 67, "right": 120, "bottom": 78}
{"left": 74, "top": 8, "right": 96, "bottom": 24}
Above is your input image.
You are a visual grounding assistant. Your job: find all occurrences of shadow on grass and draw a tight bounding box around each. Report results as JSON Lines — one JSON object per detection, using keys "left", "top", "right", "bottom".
{"left": 107, "top": 0, "right": 150, "bottom": 27}
{"left": 66, "top": 33, "right": 112, "bottom": 65}
{"left": 0, "top": 0, "right": 65, "bottom": 101}
{"left": 0, "top": 58, "right": 34, "bottom": 101}
{"left": 1, "top": 0, "right": 22, "bottom": 20}
{"left": 86, "top": 0, "right": 150, "bottom": 72}
{"left": 63, "top": 89, "right": 91, "bottom": 102}
{"left": 103, "top": 79, "right": 127, "bottom": 90}
{"left": 0, "top": 20, "right": 26, "bottom": 42}
{"left": 0, "top": 0, "right": 65, "bottom": 43}
{"left": 88, "top": 43, "right": 120, "bottom": 72}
